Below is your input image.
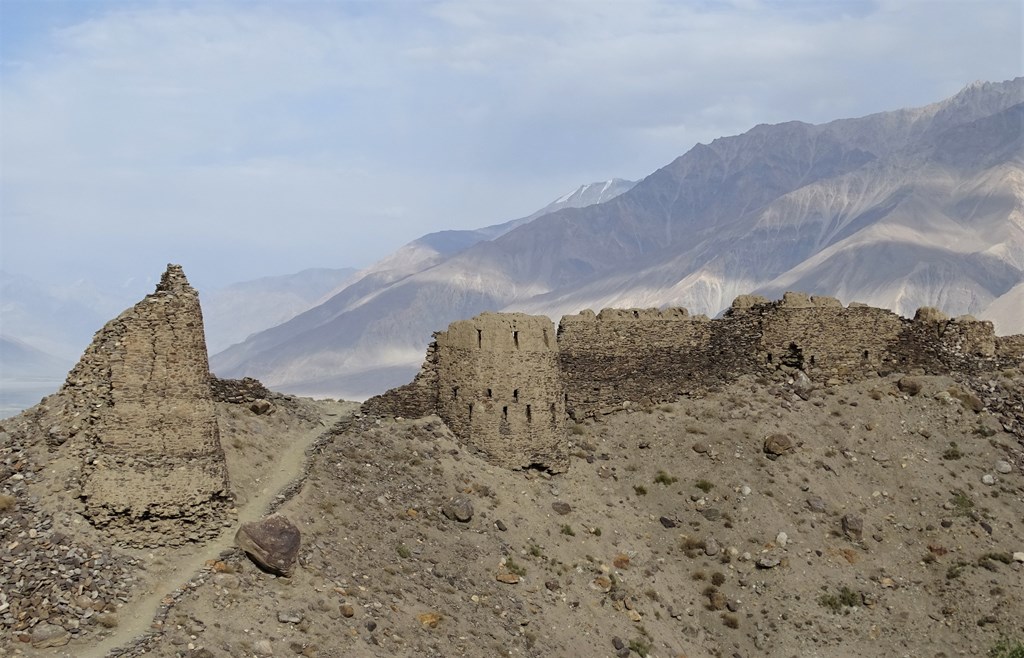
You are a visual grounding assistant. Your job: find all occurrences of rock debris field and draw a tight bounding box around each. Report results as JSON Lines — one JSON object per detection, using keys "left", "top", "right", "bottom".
{"left": 3, "top": 366, "right": 1023, "bottom": 658}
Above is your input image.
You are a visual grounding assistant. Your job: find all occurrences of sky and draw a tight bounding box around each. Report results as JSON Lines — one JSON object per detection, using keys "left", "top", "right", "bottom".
{"left": 1, "top": 0, "right": 1021, "bottom": 296}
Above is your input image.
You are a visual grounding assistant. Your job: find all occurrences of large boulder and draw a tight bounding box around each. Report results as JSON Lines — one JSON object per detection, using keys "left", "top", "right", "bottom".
{"left": 235, "top": 514, "right": 301, "bottom": 576}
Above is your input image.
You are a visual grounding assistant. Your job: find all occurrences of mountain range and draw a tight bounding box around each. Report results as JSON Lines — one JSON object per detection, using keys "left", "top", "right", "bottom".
{"left": 211, "top": 78, "right": 1024, "bottom": 400}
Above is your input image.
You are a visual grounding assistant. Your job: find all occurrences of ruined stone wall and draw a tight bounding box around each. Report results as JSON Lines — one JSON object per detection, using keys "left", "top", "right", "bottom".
{"left": 559, "top": 308, "right": 721, "bottom": 419}
{"left": 55, "top": 265, "right": 231, "bottom": 546}
{"left": 756, "top": 293, "right": 906, "bottom": 379}
{"left": 434, "top": 313, "right": 567, "bottom": 471}
{"left": 367, "top": 292, "right": 1016, "bottom": 468}
{"left": 362, "top": 343, "right": 439, "bottom": 419}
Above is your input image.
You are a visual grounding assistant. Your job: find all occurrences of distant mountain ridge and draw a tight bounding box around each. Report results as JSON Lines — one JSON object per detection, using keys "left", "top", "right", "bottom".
{"left": 214, "top": 78, "right": 1023, "bottom": 400}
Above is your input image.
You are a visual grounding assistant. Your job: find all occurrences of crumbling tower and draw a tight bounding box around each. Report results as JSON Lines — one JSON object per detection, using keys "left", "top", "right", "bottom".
{"left": 434, "top": 313, "right": 568, "bottom": 471}
{"left": 57, "top": 264, "right": 231, "bottom": 546}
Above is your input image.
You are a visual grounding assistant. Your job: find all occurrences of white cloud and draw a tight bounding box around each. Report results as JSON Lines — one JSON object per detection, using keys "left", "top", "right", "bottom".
{"left": 0, "top": 0, "right": 1020, "bottom": 290}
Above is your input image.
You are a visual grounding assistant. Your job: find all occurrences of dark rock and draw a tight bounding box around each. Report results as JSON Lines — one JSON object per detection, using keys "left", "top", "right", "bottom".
{"left": 545, "top": 579, "right": 560, "bottom": 591}
{"left": 700, "top": 507, "right": 721, "bottom": 522}
{"left": 494, "top": 519, "right": 507, "bottom": 531}
{"left": 551, "top": 501, "right": 572, "bottom": 515}
{"left": 659, "top": 516, "right": 677, "bottom": 528}
{"left": 806, "top": 497, "right": 827, "bottom": 513}
{"left": 612, "top": 636, "right": 626, "bottom": 651}
{"left": 235, "top": 514, "right": 302, "bottom": 577}
{"left": 442, "top": 496, "right": 474, "bottom": 523}
{"left": 365, "top": 620, "right": 377, "bottom": 632}
{"left": 841, "top": 514, "right": 864, "bottom": 541}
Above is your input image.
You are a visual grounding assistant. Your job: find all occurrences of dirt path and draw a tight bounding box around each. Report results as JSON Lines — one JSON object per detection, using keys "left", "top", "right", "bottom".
{"left": 44, "top": 400, "right": 358, "bottom": 658}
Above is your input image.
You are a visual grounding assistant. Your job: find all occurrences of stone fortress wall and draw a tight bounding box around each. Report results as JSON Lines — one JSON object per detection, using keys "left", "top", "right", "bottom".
{"left": 49, "top": 265, "right": 231, "bottom": 546}
{"left": 366, "top": 292, "right": 1021, "bottom": 471}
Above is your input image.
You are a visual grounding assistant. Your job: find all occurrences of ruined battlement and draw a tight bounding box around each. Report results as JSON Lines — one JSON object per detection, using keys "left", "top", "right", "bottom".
{"left": 366, "top": 293, "right": 1020, "bottom": 472}
{"left": 45, "top": 264, "right": 231, "bottom": 546}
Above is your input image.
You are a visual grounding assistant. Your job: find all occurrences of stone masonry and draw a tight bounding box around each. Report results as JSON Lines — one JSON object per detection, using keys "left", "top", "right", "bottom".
{"left": 51, "top": 264, "right": 231, "bottom": 546}
{"left": 366, "top": 293, "right": 1022, "bottom": 471}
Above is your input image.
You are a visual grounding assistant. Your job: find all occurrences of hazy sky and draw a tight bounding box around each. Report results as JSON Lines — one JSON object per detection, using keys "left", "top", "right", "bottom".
{"left": 1, "top": 0, "right": 1021, "bottom": 294}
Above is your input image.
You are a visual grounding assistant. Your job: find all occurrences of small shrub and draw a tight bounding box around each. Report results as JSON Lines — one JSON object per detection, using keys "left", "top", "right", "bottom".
{"left": 529, "top": 544, "right": 543, "bottom": 557}
{"left": 645, "top": 589, "right": 660, "bottom": 601}
{"left": 695, "top": 479, "right": 714, "bottom": 493}
{"left": 633, "top": 485, "right": 648, "bottom": 496}
{"left": 711, "top": 572, "right": 726, "bottom": 586}
{"left": 942, "top": 442, "right": 963, "bottom": 460}
{"left": 560, "top": 524, "right": 575, "bottom": 537}
{"left": 570, "top": 423, "right": 586, "bottom": 436}
{"left": 629, "top": 639, "right": 651, "bottom": 657}
{"left": 691, "top": 570, "right": 706, "bottom": 581}
{"left": 654, "top": 470, "right": 678, "bottom": 486}
{"left": 988, "top": 637, "right": 1024, "bottom": 658}
{"left": 950, "top": 490, "right": 974, "bottom": 515}
{"left": 722, "top": 613, "right": 740, "bottom": 629}
{"left": 818, "top": 586, "right": 859, "bottom": 613}
{"left": 505, "top": 557, "right": 526, "bottom": 577}
{"left": 591, "top": 527, "right": 602, "bottom": 537}
{"left": 0, "top": 494, "right": 16, "bottom": 512}
{"left": 396, "top": 544, "right": 411, "bottom": 559}
{"left": 946, "top": 560, "right": 971, "bottom": 580}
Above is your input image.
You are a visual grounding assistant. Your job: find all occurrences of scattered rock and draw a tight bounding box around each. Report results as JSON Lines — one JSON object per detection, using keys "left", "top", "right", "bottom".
{"left": 30, "top": 623, "right": 70, "bottom": 648}
{"left": 763, "top": 433, "right": 795, "bottom": 458}
{"left": 496, "top": 572, "right": 521, "bottom": 584}
{"left": 692, "top": 442, "right": 710, "bottom": 454}
{"left": 995, "top": 461, "right": 1013, "bottom": 474}
{"left": 442, "top": 496, "right": 474, "bottom": 523}
{"left": 776, "top": 531, "right": 789, "bottom": 547}
{"left": 806, "top": 497, "right": 827, "bottom": 513}
{"left": 704, "top": 537, "right": 721, "bottom": 557}
{"left": 756, "top": 555, "right": 781, "bottom": 569}
{"left": 841, "top": 514, "right": 864, "bottom": 542}
{"left": 340, "top": 604, "right": 355, "bottom": 618}
{"left": 701, "top": 508, "right": 722, "bottom": 522}
{"left": 1013, "top": 552, "right": 1024, "bottom": 563}
{"left": 494, "top": 519, "right": 508, "bottom": 531}
{"left": 277, "top": 610, "right": 302, "bottom": 624}
{"left": 235, "top": 514, "right": 302, "bottom": 577}
{"left": 659, "top": 516, "right": 677, "bottom": 528}
{"left": 418, "top": 612, "right": 442, "bottom": 629}
{"left": 981, "top": 474, "right": 996, "bottom": 485}
{"left": 551, "top": 501, "right": 572, "bottom": 515}
{"left": 249, "top": 399, "right": 273, "bottom": 415}
{"left": 897, "top": 377, "right": 924, "bottom": 396}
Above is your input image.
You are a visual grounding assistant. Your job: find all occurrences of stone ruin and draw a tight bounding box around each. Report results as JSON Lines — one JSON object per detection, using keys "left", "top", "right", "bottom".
{"left": 365, "top": 292, "right": 1023, "bottom": 472}
{"left": 39, "top": 264, "right": 232, "bottom": 546}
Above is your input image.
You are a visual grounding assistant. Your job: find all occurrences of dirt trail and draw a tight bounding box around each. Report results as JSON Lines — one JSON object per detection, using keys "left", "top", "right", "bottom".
{"left": 44, "top": 400, "right": 358, "bottom": 658}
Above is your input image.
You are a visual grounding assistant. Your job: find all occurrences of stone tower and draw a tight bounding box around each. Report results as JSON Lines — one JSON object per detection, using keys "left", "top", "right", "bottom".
{"left": 56, "top": 264, "right": 231, "bottom": 546}
{"left": 434, "top": 313, "right": 568, "bottom": 471}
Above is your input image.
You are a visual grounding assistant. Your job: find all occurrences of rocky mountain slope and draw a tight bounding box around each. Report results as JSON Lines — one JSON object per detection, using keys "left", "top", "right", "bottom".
{"left": 214, "top": 78, "right": 1024, "bottom": 402}
{"left": 211, "top": 179, "right": 636, "bottom": 399}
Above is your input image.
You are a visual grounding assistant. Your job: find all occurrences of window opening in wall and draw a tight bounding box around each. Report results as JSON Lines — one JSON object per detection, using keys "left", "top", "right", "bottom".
{"left": 513, "top": 330, "right": 519, "bottom": 349}
{"left": 810, "top": 355, "right": 816, "bottom": 366}
{"left": 542, "top": 329, "right": 549, "bottom": 347}
{"left": 767, "top": 353, "right": 773, "bottom": 364}
{"left": 513, "top": 389, "right": 519, "bottom": 402}
{"left": 452, "top": 386, "right": 459, "bottom": 400}
{"left": 487, "top": 388, "right": 492, "bottom": 399}
{"left": 468, "top": 403, "right": 473, "bottom": 422}
{"left": 550, "top": 403, "right": 557, "bottom": 422}
{"left": 502, "top": 406, "right": 508, "bottom": 421}
{"left": 863, "top": 350, "right": 870, "bottom": 359}
{"left": 632, "top": 310, "right": 639, "bottom": 318}
{"left": 526, "top": 405, "right": 532, "bottom": 422}
{"left": 477, "top": 328, "right": 482, "bottom": 348}
{"left": 564, "top": 393, "right": 569, "bottom": 404}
